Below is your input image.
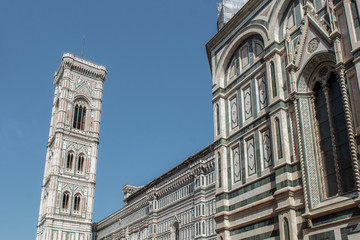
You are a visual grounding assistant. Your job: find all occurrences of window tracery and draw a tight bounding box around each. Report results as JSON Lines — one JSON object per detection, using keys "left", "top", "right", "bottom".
{"left": 77, "top": 154, "right": 85, "bottom": 174}
{"left": 73, "top": 100, "right": 87, "bottom": 130}
{"left": 73, "top": 194, "right": 81, "bottom": 212}
{"left": 225, "top": 35, "right": 264, "bottom": 82}
{"left": 66, "top": 152, "right": 74, "bottom": 171}
{"left": 312, "top": 71, "right": 355, "bottom": 198}
{"left": 62, "top": 192, "right": 70, "bottom": 210}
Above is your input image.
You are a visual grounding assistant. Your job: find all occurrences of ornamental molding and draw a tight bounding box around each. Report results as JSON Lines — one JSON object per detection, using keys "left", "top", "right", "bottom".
{"left": 55, "top": 53, "right": 107, "bottom": 83}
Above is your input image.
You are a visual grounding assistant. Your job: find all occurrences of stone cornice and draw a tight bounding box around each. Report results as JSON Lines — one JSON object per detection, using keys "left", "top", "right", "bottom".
{"left": 54, "top": 53, "right": 107, "bottom": 84}
{"left": 125, "top": 143, "right": 215, "bottom": 202}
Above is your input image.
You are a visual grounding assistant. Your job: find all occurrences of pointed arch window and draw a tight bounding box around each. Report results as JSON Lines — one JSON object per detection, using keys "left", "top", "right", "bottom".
{"left": 225, "top": 35, "right": 264, "bottom": 81}
{"left": 77, "top": 154, "right": 85, "bottom": 173}
{"left": 313, "top": 73, "right": 355, "bottom": 198}
{"left": 284, "top": 218, "right": 290, "bottom": 240}
{"left": 62, "top": 192, "right": 70, "bottom": 210}
{"left": 73, "top": 100, "right": 87, "bottom": 130}
{"left": 73, "top": 194, "right": 81, "bottom": 212}
{"left": 66, "top": 152, "right": 74, "bottom": 170}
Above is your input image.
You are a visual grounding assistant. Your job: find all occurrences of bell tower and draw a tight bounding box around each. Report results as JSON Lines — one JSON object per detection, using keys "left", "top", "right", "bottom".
{"left": 36, "top": 53, "right": 107, "bottom": 240}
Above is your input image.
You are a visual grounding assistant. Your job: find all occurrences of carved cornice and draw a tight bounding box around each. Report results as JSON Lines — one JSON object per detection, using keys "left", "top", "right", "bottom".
{"left": 54, "top": 53, "right": 107, "bottom": 84}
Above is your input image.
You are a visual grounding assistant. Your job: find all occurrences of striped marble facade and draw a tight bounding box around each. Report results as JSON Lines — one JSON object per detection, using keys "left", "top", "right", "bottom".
{"left": 207, "top": 0, "right": 360, "bottom": 239}
{"left": 93, "top": 145, "right": 216, "bottom": 240}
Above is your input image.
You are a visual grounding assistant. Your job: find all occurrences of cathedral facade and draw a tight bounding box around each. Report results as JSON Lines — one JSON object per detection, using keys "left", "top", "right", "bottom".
{"left": 208, "top": 0, "right": 360, "bottom": 239}
{"left": 38, "top": 0, "right": 360, "bottom": 239}
{"left": 93, "top": 145, "right": 216, "bottom": 240}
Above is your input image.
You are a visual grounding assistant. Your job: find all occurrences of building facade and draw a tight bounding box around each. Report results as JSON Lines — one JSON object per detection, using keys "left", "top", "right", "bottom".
{"left": 207, "top": 0, "right": 360, "bottom": 239}
{"left": 93, "top": 145, "right": 216, "bottom": 240}
{"left": 36, "top": 53, "right": 107, "bottom": 240}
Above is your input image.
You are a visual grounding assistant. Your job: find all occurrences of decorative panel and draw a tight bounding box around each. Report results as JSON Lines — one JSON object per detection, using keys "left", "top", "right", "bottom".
{"left": 233, "top": 146, "right": 241, "bottom": 183}
{"left": 262, "top": 129, "right": 272, "bottom": 168}
{"left": 258, "top": 76, "right": 268, "bottom": 110}
{"left": 247, "top": 138, "right": 256, "bottom": 176}
{"left": 230, "top": 97, "right": 238, "bottom": 129}
{"left": 243, "top": 86, "right": 252, "bottom": 120}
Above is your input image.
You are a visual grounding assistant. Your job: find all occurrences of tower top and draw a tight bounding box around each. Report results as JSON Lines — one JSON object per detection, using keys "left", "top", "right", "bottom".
{"left": 217, "top": 0, "right": 249, "bottom": 30}
{"left": 54, "top": 52, "right": 107, "bottom": 83}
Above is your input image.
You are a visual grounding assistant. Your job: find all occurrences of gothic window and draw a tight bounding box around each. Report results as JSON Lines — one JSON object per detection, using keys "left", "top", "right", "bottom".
{"left": 275, "top": 118, "right": 283, "bottom": 159}
{"left": 77, "top": 154, "right": 85, "bottom": 173}
{"left": 313, "top": 73, "right": 355, "bottom": 198}
{"left": 284, "top": 218, "right": 290, "bottom": 240}
{"left": 351, "top": 0, "right": 360, "bottom": 40}
{"left": 73, "top": 194, "right": 81, "bottom": 212}
{"left": 73, "top": 100, "right": 87, "bottom": 130}
{"left": 270, "top": 62, "right": 278, "bottom": 97}
{"left": 225, "top": 35, "right": 264, "bottom": 81}
{"left": 66, "top": 152, "right": 74, "bottom": 170}
{"left": 62, "top": 192, "right": 70, "bottom": 210}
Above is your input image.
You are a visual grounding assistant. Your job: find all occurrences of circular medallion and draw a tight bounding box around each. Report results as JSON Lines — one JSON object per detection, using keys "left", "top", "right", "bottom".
{"left": 307, "top": 38, "right": 320, "bottom": 53}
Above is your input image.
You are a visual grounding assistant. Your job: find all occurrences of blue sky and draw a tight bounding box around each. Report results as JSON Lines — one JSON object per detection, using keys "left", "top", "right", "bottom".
{"left": 0, "top": 0, "right": 219, "bottom": 239}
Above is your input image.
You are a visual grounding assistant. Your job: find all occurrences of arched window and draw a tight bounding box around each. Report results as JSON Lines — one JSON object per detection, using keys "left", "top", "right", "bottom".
{"left": 270, "top": 61, "right": 277, "bottom": 97}
{"left": 62, "top": 192, "right": 70, "bottom": 210}
{"left": 275, "top": 118, "right": 283, "bottom": 159}
{"left": 73, "top": 100, "right": 87, "bottom": 130}
{"left": 225, "top": 35, "right": 264, "bottom": 81}
{"left": 66, "top": 152, "right": 74, "bottom": 170}
{"left": 313, "top": 73, "right": 355, "bottom": 198}
{"left": 77, "top": 154, "right": 85, "bottom": 173}
{"left": 351, "top": 0, "right": 360, "bottom": 40}
{"left": 173, "top": 222, "right": 179, "bottom": 240}
{"left": 284, "top": 218, "right": 290, "bottom": 240}
{"left": 73, "top": 194, "right": 81, "bottom": 212}
{"left": 216, "top": 104, "right": 220, "bottom": 135}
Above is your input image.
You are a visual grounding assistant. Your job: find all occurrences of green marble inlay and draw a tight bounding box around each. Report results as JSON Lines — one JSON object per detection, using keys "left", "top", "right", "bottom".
{"left": 230, "top": 217, "right": 278, "bottom": 236}
{"left": 227, "top": 147, "right": 232, "bottom": 191}
{"left": 228, "top": 115, "right": 270, "bottom": 143}
{"left": 255, "top": 130, "right": 261, "bottom": 178}
{"left": 309, "top": 230, "right": 335, "bottom": 240}
{"left": 216, "top": 163, "right": 300, "bottom": 202}
{"left": 276, "top": 178, "right": 302, "bottom": 190}
{"left": 225, "top": 189, "right": 275, "bottom": 212}
{"left": 225, "top": 99, "right": 229, "bottom": 136}
{"left": 312, "top": 207, "right": 360, "bottom": 227}
{"left": 269, "top": 100, "right": 289, "bottom": 113}
{"left": 341, "top": 223, "right": 360, "bottom": 240}
{"left": 216, "top": 173, "right": 275, "bottom": 201}
{"left": 275, "top": 162, "right": 301, "bottom": 175}
{"left": 238, "top": 88, "right": 243, "bottom": 129}
{"left": 241, "top": 138, "right": 246, "bottom": 185}
{"left": 233, "top": 229, "right": 280, "bottom": 240}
